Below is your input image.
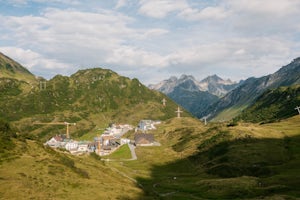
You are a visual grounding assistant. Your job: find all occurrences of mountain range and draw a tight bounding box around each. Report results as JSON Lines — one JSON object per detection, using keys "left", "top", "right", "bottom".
{"left": 149, "top": 74, "right": 240, "bottom": 118}
{"left": 200, "top": 58, "right": 300, "bottom": 121}
{"left": 149, "top": 58, "right": 300, "bottom": 121}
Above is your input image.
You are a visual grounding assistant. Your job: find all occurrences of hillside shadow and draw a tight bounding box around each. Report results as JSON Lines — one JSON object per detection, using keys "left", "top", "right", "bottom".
{"left": 134, "top": 135, "right": 300, "bottom": 199}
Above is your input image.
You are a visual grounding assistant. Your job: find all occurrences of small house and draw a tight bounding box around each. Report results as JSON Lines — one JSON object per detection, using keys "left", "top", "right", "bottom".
{"left": 138, "top": 120, "right": 156, "bottom": 131}
{"left": 65, "top": 141, "right": 78, "bottom": 151}
{"left": 46, "top": 135, "right": 65, "bottom": 148}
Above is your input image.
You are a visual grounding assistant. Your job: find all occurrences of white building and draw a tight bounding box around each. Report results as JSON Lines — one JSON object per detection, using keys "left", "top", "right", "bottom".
{"left": 45, "top": 135, "right": 64, "bottom": 148}
{"left": 65, "top": 141, "right": 78, "bottom": 151}
{"left": 120, "top": 138, "right": 131, "bottom": 145}
{"left": 77, "top": 142, "right": 89, "bottom": 152}
{"left": 138, "top": 120, "right": 159, "bottom": 131}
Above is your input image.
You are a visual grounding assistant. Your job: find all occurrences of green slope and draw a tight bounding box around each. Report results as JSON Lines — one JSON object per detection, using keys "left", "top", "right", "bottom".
{"left": 0, "top": 121, "right": 142, "bottom": 199}
{"left": 117, "top": 116, "right": 300, "bottom": 199}
{"left": 0, "top": 52, "right": 36, "bottom": 83}
{"left": 0, "top": 54, "right": 189, "bottom": 140}
{"left": 237, "top": 84, "right": 300, "bottom": 123}
{"left": 1, "top": 109, "right": 300, "bottom": 199}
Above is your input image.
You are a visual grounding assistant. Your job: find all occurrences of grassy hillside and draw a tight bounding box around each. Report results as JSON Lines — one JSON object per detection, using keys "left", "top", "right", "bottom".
{"left": 1, "top": 116, "right": 300, "bottom": 199}
{"left": 0, "top": 66, "right": 190, "bottom": 141}
{"left": 237, "top": 85, "right": 300, "bottom": 123}
{"left": 201, "top": 58, "right": 300, "bottom": 121}
{"left": 0, "top": 52, "right": 36, "bottom": 83}
{"left": 109, "top": 116, "right": 300, "bottom": 199}
{"left": 0, "top": 141, "right": 142, "bottom": 199}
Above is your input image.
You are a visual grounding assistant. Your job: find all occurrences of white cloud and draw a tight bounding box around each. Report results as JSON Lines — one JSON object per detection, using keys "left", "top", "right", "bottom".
{"left": 0, "top": 8, "right": 172, "bottom": 78}
{"left": 228, "top": 0, "right": 300, "bottom": 15}
{"left": 115, "top": 0, "right": 128, "bottom": 9}
{"left": 138, "top": 0, "right": 228, "bottom": 21}
{"left": 2, "top": 0, "right": 80, "bottom": 6}
{"left": 0, "top": 46, "right": 72, "bottom": 77}
{"left": 179, "top": 6, "right": 228, "bottom": 21}
{"left": 1, "top": 1, "right": 300, "bottom": 84}
{"left": 106, "top": 45, "right": 168, "bottom": 67}
{"left": 227, "top": 0, "right": 300, "bottom": 34}
{"left": 138, "top": 0, "right": 188, "bottom": 18}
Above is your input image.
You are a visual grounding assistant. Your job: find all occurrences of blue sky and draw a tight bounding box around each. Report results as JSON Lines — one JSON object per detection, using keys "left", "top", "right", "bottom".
{"left": 1, "top": 0, "right": 300, "bottom": 84}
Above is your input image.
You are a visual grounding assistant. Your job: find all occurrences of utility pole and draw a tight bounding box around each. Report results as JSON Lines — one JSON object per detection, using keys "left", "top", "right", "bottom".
{"left": 295, "top": 106, "right": 300, "bottom": 115}
{"left": 175, "top": 107, "right": 183, "bottom": 118}
{"left": 162, "top": 98, "right": 167, "bottom": 106}
{"left": 39, "top": 81, "right": 47, "bottom": 90}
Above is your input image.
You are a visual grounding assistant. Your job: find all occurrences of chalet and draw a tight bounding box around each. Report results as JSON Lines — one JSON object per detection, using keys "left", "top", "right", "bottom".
{"left": 65, "top": 141, "right": 78, "bottom": 151}
{"left": 137, "top": 120, "right": 160, "bottom": 132}
{"left": 134, "top": 133, "right": 155, "bottom": 146}
{"left": 45, "top": 135, "right": 65, "bottom": 148}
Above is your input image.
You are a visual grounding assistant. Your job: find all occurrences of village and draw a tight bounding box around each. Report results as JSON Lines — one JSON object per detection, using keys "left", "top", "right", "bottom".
{"left": 45, "top": 120, "right": 162, "bottom": 157}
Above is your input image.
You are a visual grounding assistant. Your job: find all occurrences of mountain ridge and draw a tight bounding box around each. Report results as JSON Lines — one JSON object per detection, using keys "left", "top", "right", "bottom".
{"left": 148, "top": 74, "right": 240, "bottom": 118}
{"left": 149, "top": 74, "right": 238, "bottom": 97}
{"left": 0, "top": 52, "right": 36, "bottom": 83}
{"left": 200, "top": 57, "right": 300, "bottom": 121}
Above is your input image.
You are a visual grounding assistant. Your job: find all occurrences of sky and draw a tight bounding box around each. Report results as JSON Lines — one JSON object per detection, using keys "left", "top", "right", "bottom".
{"left": 0, "top": 0, "right": 300, "bottom": 84}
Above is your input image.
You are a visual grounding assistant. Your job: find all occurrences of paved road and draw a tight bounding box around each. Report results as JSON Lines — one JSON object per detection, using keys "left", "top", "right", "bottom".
{"left": 128, "top": 144, "right": 137, "bottom": 160}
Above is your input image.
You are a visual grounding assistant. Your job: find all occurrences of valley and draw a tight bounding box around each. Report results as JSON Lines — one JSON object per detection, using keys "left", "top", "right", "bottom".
{"left": 1, "top": 52, "right": 300, "bottom": 199}
{"left": 1, "top": 116, "right": 300, "bottom": 199}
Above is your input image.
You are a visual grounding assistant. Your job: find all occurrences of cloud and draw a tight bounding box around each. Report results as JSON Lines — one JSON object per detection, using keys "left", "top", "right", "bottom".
{"left": 0, "top": 46, "right": 72, "bottom": 78}
{"left": 0, "top": 0, "right": 300, "bottom": 84}
{"left": 138, "top": 0, "right": 188, "bottom": 18}
{"left": 115, "top": 0, "right": 128, "bottom": 9}
{"left": 138, "top": 0, "right": 228, "bottom": 21}
{"left": 228, "top": 0, "right": 300, "bottom": 15}
{"left": 179, "top": 6, "right": 228, "bottom": 21}
{"left": 227, "top": 0, "right": 300, "bottom": 34}
{"left": 0, "top": 8, "right": 171, "bottom": 77}
{"left": 106, "top": 45, "right": 169, "bottom": 68}
{"left": 2, "top": 0, "right": 80, "bottom": 6}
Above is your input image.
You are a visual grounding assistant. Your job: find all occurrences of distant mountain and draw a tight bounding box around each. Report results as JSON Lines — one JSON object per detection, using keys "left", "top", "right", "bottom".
{"left": 200, "top": 58, "right": 300, "bottom": 121}
{"left": 198, "top": 75, "right": 240, "bottom": 97}
{"left": 236, "top": 84, "right": 300, "bottom": 123}
{"left": 149, "top": 74, "right": 239, "bottom": 117}
{"left": 168, "top": 79, "right": 219, "bottom": 118}
{"left": 149, "top": 74, "right": 238, "bottom": 97}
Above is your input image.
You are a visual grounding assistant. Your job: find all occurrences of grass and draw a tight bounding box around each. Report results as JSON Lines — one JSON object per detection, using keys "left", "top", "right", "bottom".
{"left": 212, "top": 104, "right": 249, "bottom": 122}
{"left": 1, "top": 116, "right": 300, "bottom": 199}
{"left": 106, "top": 116, "right": 300, "bottom": 199}
{"left": 0, "top": 140, "right": 142, "bottom": 200}
{"left": 102, "top": 144, "right": 132, "bottom": 160}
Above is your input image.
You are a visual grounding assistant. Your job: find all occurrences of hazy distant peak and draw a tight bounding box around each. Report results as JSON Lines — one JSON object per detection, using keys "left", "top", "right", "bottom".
{"left": 179, "top": 74, "right": 195, "bottom": 80}
{"left": 149, "top": 74, "right": 239, "bottom": 97}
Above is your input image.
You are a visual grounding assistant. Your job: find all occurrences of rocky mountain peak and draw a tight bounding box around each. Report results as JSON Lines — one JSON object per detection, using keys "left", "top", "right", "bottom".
{"left": 149, "top": 74, "right": 239, "bottom": 98}
{"left": 179, "top": 74, "right": 195, "bottom": 81}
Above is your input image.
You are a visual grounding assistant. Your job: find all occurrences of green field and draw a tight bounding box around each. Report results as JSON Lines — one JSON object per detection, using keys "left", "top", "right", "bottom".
{"left": 1, "top": 116, "right": 300, "bottom": 199}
